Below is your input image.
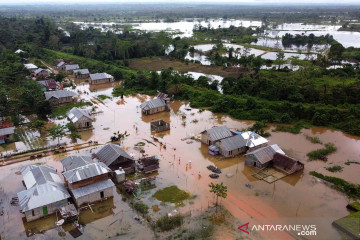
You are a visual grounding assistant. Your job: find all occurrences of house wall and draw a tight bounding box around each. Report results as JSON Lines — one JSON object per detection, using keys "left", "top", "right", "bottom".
{"left": 200, "top": 132, "right": 212, "bottom": 145}
{"left": 68, "top": 174, "right": 110, "bottom": 189}
{"left": 72, "top": 116, "right": 93, "bottom": 130}
{"left": 0, "top": 134, "right": 14, "bottom": 143}
{"left": 90, "top": 78, "right": 112, "bottom": 85}
{"left": 36, "top": 71, "right": 49, "bottom": 79}
{"left": 49, "top": 96, "right": 76, "bottom": 106}
{"left": 74, "top": 73, "right": 89, "bottom": 79}
{"left": 142, "top": 106, "right": 167, "bottom": 115}
{"left": 245, "top": 155, "right": 269, "bottom": 169}
{"left": 24, "top": 199, "right": 68, "bottom": 222}
{"left": 73, "top": 186, "right": 114, "bottom": 207}
{"left": 219, "top": 145, "right": 247, "bottom": 157}
{"left": 248, "top": 143, "right": 268, "bottom": 152}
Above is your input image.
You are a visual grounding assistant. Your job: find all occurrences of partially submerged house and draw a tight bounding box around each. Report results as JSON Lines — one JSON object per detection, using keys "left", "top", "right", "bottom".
{"left": 201, "top": 125, "right": 234, "bottom": 146}
{"left": 60, "top": 156, "right": 115, "bottom": 207}
{"left": 244, "top": 144, "right": 285, "bottom": 169}
{"left": 216, "top": 134, "right": 248, "bottom": 157}
{"left": 93, "top": 144, "right": 135, "bottom": 173}
{"left": 33, "top": 68, "right": 50, "bottom": 79}
{"left": 73, "top": 69, "right": 90, "bottom": 79}
{"left": 66, "top": 107, "right": 93, "bottom": 131}
{"left": 89, "top": 73, "right": 114, "bottom": 85}
{"left": 38, "top": 79, "right": 58, "bottom": 91}
{"left": 64, "top": 64, "right": 80, "bottom": 74}
{"left": 140, "top": 98, "right": 170, "bottom": 115}
{"left": 0, "top": 127, "right": 15, "bottom": 144}
{"left": 150, "top": 120, "right": 170, "bottom": 133}
{"left": 272, "top": 153, "right": 304, "bottom": 175}
{"left": 17, "top": 165, "right": 70, "bottom": 222}
{"left": 24, "top": 63, "right": 38, "bottom": 73}
{"left": 44, "top": 90, "right": 77, "bottom": 106}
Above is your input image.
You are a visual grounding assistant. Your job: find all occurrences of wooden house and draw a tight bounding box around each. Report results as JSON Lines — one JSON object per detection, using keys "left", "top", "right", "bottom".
{"left": 44, "top": 90, "right": 77, "bottom": 106}
{"left": 33, "top": 68, "right": 50, "bottom": 79}
{"left": 17, "top": 165, "right": 70, "bottom": 222}
{"left": 140, "top": 98, "right": 170, "bottom": 115}
{"left": 61, "top": 156, "right": 115, "bottom": 207}
{"left": 244, "top": 144, "right": 285, "bottom": 170}
{"left": 73, "top": 69, "right": 90, "bottom": 79}
{"left": 150, "top": 120, "right": 170, "bottom": 133}
{"left": 64, "top": 64, "right": 80, "bottom": 74}
{"left": 66, "top": 107, "right": 93, "bottom": 131}
{"left": 0, "top": 127, "right": 15, "bottom": 144}
{"left": 93, "top": 144, "right": 135, "bottom": 173}
{"left": 89, "top": 73, "right": 114, "bottom": 85}
{"left": 200, "top": 125, "right": 234, "bottom": 146}
{"left": 272, "top": 153, "right": 304, "bottom": 174}
{"left": 216, "top": 134, "right": 248, "bottom": 157}
{"left": 38, "top": 79, "right": 58, "bottom": 91}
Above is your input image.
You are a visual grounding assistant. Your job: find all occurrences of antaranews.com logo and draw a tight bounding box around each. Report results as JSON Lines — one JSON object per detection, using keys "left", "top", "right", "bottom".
{"left": 238, "top": 222, "right": 317, "bottom": 236}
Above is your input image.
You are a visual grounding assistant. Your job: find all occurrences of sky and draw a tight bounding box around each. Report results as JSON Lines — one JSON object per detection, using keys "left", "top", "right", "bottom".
{"left": 0, "top": 0, "right": 359, "bottom": 4}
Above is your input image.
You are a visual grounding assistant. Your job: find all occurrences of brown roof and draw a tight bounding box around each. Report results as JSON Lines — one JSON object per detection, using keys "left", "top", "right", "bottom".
{"left": 273, "top": 153, "right": 304, "bottom": 173}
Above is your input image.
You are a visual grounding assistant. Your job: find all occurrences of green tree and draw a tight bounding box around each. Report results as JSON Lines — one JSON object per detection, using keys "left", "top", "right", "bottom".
{"left": 329, "top": 43, "right": 345, "bottom": 63}
{"left": 48, "top": 124, "right": 66, "bottom": 144}
{"left": 209, "top": 182, "right": 227, "bottom": 214}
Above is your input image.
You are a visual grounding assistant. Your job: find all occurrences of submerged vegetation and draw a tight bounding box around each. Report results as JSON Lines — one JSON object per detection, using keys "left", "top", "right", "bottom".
{"left": 152, "top": 185, "right": 191, "bottom": 204}
{"left": 325, "top": 165, "right": 343, "bottom": 173}
{"left": 310, "top": 171, "right": 360, "bottom": 199}
{"left": 307, "top": 143, "right": 337, "bottom": 161}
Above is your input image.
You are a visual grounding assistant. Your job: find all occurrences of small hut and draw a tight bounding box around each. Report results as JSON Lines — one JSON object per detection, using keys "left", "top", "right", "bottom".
{"left": 137, "top": 156, "right": 160, "bottom": 173}
{"left": 150, "top": 120, "right": 170, "bottom": 133}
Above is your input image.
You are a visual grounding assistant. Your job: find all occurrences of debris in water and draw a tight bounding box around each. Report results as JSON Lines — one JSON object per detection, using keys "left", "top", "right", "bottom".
{"left": 226, "top": 173, "right": 234, "bottom": 178}
{"left": 209, "top": 174, "right": 219, "bottom": 179}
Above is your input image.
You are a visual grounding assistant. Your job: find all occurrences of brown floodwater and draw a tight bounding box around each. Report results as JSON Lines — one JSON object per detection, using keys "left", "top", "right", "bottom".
{"left": 1, "top": 82, "right": 359, "bottom": 239}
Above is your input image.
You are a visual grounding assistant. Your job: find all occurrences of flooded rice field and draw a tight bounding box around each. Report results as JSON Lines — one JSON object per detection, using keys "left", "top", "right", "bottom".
{"left": 1, "top": 82, "right": 360, "bottom": 239}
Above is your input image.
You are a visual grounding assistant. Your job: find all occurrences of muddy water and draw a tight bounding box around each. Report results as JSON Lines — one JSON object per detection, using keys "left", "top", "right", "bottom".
{"left": 1, "top": 82, "right": 360, "bottom": 239}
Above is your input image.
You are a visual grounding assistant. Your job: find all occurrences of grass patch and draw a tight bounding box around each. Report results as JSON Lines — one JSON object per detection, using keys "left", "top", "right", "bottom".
{"left": 152, "top": 205, "right": 160, "bottom": 212}
{"left": 333, "top": 211, "right": 360, "bottom": 239}
{"left": 130, "top": 200, "right": 149, "bottom": 215}
{"left": 307, "top": 143, "right": 337, "bottom": 161}
{"left": 152, "top": 185, "right": 191, "bottom": 204}
{"left": 310, "top": 171, "right": 360, "bottom": 199}
{"left": 97, "top": 94, "right": 111, "bottom": 100}
{"left": 347, "top": 202, "right": 360, "bottom": 212}
{"left": 345, "top": 161, "right": 360, "bottom": 166}
{"left": 305, "top": 134, "right": 322, "bottom": 144}
{"left": 274, "top": 123, "right": 308, "bottom": 134}
{"left": 50, "top": 101, "right": 93, "bottom": 118}
{"left": 325, "top": 165, "right": 343, "bottom": 172}
{"left": 151, "top": 214, "right": 183, "bottom": 232}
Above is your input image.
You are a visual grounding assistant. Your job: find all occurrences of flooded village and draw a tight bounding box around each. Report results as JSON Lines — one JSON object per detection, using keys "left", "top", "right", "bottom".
{"left": 0, "top": 57, "right": 359, "bottom": 239}
{"left": 1, "top": 3, "right": 360, "bottom": 240}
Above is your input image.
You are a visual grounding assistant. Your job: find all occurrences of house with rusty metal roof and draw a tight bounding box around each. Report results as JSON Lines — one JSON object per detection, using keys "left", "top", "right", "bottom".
{"left": 60, "top": 156, "right": 114, "bottom": 207}
{"left": 244, "top": 144, "right": 285, "bottom": 169}
{"left": 38, "top": 79, "right": 57, "bottom": 91}
{"left": 66, "top": 107, "right": 93, "bottom": 130}
{"left": 93, "top": 144, "right": 135, "bottom": 173}
{"left": 272, "top": 153, "right": 304, "bottom": 174}
{"left": 201, "top": 125, "right": 234, "bottom": 146}
{"left": 17, "top": 165, "right": 70, "bottom": 222}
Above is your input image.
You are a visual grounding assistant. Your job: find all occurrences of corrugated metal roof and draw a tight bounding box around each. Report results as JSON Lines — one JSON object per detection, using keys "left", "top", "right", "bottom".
{"left": 17, "top": 165, "right": 70, "bottom": 211}
{"left": 89, "top": 72, "right": 113, "bottom": 81}
{"left": 205, "top": 126, "right": 233, "bottom": 142}
{"left": 0, "top": 127, "right": 14, "bottom": 136}
{"left": 73, "top": 69, "right": 90, "bottom": 75}
{"left": 44, "top": 90, "right": 77, "bottom": 100}
{"left": 60, "top": 155, "right": 94, "bottom": 171}
{"left": 94, "top": 144, "right": 132, "bottom": 167}
{"left": 245, "top": 144, "right": 284, "bottom": 164}
{"left": 156, "top": 92, "right": 168, "bottom": 99}
{"left": 63, "top": 162, "right": 110, "bottom": 184}
{"left": 57, "top": 61, "right": 65, "bottom": 68}
{"left": 71, "top": 179, "right": 114, "bottom": 199}
{"left": 24, "top": 63, "right": 38, "bottom": 69}
{"left": 38, "top": 79, "right": 57, "bottom": 90}
{"left": 140, "top": 98, "right": 166, "bottom": 111}
{"left": 66, "top": 107, "right": 92, "bottom": 123}
{"left": 220, "top": 134, "right": 247, "bottom": 151}
{"left": 241, "top": 131, "right": 268, "bottom": 148}
{"left": 65, "top": 64, "right": 79, "bottom": 71}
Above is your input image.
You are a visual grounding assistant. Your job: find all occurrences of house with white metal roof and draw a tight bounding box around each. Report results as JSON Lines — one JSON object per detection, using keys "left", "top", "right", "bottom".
{"left": 241, "top": 131, "right": 268, "bottom": 151}
{"left": 73, "top": 69, "right": 90, "bottom": 79}
{"left": 66, "top": 107, "right": 93, "bottom": 130}
{"left": 44, "top": 90, "right": 78, "bottom": 106}
{"left": 93, "top": 143, "right": 135, "bottom": 173}
{"left": 24, "top": 63, "right": 38, "bottom": 73}
{"left": 89, "top": 72, "right": 114, "bottom": 85}
{"left": 60, "top": 156, "right": 115, "bottom": 207}
{"left": 17, "top": 165, "right": 70, "bottom": 222}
